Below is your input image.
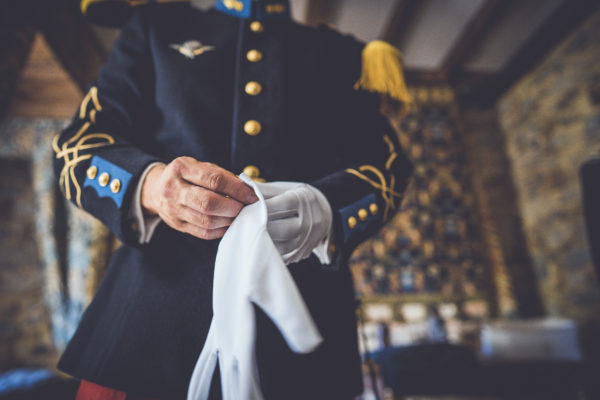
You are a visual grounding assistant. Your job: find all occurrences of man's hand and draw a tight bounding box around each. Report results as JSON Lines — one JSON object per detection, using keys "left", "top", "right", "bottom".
{"left": 141, "top": 157, "right": 258, "bottom": 240}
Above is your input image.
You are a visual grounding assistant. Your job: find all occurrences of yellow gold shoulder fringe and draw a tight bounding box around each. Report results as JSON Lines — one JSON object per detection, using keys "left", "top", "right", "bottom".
{"left": 354, "top": 40, "right": 413, "bottom": 107}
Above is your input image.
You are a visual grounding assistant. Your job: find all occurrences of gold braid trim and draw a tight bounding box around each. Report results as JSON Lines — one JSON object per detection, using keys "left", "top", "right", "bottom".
{"left": 385, "top": 152, "right": 397, "bottom": 170}
{"left": 345, "top": 134, "right": 403, "bottom": 220}
{"left": 345, "top": 166, "right": 401, "bottom": 220}
{"left": 53, "top": 87, "right": 114, "bottom": 207}
{"left": 383, "top": 134, "right": 395, "bottom": 153}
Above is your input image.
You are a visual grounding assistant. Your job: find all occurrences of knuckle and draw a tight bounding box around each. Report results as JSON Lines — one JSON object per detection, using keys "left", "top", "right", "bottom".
{"left": 200, "top": 214, "right": 214, "bottom": 228}
{"left": 206, "top": 171, "right": 224, "bottom": 191}
{"left": 171, "top": 157, "right": 188, "bottom": 174}
{"left": 161, "top": 180, "right": 176, "bottom": 199}
{"left": 199, "top": 193, "right": 214, "bottom": 213}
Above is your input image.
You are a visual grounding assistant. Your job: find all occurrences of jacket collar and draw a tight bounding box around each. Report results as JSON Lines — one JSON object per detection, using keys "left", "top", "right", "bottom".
{"left": 215, "top": 0, "right": 290, "bottom": 20}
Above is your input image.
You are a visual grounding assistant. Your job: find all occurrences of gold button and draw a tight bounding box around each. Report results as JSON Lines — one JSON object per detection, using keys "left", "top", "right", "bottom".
{"left": 348, "top": 216, "right": 357, "bottom": 229}
{"left": 110, "top": 178, "right": 121, "bottom": 194}
{"left": 86, "top": 165, "right": 98, "bottom": 179}
{"left": 249, "top": 21, "right": 264, "bottom": 33}
{"left": 98, "top": 172, "right": 110, "bottom": 187}
{"left": 369, "top": 203, "right": 378, "bottom": 215}
{"left": 328, "top": 243, "right": 337, "bottom": 253}
{"left": 245, "top": 81, "right": 262, "bottom": 96}
{"left": 358, "top": 208, "right": 368, "bottom": 221}
{"left": 246, "top": 49, "right": 263, "bottom": 62}
{"left": 265, "top": 3, "right": 286, "bottom": 14}
{"left": 244, "top": 120, "right": 262, "bottom": 136}
{"left": 242, "top": 165, "right": 260, "bottom": 179}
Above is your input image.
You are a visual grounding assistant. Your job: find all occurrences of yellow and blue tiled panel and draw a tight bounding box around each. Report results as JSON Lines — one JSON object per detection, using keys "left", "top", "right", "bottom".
{"left": 349, "top": 106, "right": 488, "bottom": 299}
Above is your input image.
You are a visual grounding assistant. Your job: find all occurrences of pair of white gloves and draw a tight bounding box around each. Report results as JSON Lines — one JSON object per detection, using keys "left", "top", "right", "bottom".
{"left": 187, "top": 175, "right": 328, "bottom": 400}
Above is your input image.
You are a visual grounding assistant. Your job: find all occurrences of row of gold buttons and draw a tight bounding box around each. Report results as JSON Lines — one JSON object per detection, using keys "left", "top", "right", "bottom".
{"left": 244, "top": 21, "right": 265, "bottom": 182}
{"left": 87, "top": 165, "right": 121, "bottom": 194}
{"left": 347, "top": 203, "right": 379, "bottom": 229}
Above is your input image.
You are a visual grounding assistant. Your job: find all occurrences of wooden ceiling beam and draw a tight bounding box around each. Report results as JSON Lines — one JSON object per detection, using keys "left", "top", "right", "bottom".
{"left": 0, "top": 1, "right": 37, "bottom": 123}
{"left": 441, "top": 0, "right": 511, "bottom": 79}
{"left": 459, "top": 0, "right": 600, "bottom": 107}
{"left": 36, "top": 0, "right": 108, "bottom": 92}
{"left": 381, "top": 0, "right": 420, "bottom": 46}
{"left": 304, "top": 0, "right": 343, "bottom": 27}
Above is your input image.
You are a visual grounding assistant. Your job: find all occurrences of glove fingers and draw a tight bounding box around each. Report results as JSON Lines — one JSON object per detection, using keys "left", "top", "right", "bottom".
{"left": 268, "top": 209, "right": 298, "bottom": 220}
{"left": 254, "top": 181, "right": 300, "bottom": 199}
{"left": 264, "top": 190, "right": 301, "bottom": 216}
{"left": 267, "top": 218, "right": 302, "bottom": 242}
{"left": 273, "top": 238, "right": 303, "bottom": 256}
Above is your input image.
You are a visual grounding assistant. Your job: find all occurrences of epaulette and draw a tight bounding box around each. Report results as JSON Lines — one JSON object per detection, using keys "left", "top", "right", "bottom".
{"left": 81, "top": 0, "right": 190, "bottom": 27}
{"left": 354, "top": 40, "right": 413, "bottom": 108}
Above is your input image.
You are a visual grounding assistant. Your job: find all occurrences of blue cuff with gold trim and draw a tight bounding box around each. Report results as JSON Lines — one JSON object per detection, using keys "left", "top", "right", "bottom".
{"left": 339, "top": 193, "right": 381, "bottom": 243}
{"left": 83, "top": 155, "right": 132, "bottom": 208}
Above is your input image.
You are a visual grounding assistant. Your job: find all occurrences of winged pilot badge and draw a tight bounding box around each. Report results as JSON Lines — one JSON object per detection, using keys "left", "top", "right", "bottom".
{"left": 169, "top": 40, "right": 216, "bottom": 59}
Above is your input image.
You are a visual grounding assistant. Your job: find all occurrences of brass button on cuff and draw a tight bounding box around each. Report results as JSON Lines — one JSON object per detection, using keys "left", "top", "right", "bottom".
{"left": 348, "top": 216, "right": 357, "bottom": 229}
{"left": 110, "top": 178, "right": 121, "bottom": 194}
{"left": 244, "top": 120, "right": 262, "bottom": 136}
{"left": 249, "top": 21, "right": 264, "bottom": 33}
{"left": 98, "top": 172, "right": 110, "bottom": 187}
{"left": 245, "top": 81, "right": 262, "bottom": 96}
{"left": 369, "top": 203, "right": 378, "bottom": 215}
{"left": 358, "top": 208, "right": 368, "bottom": 221}
{"left": 86, "top": 165, "right": 98, "bottom": 179}
{"left": 246, "top": 49, "right": 263, "bottom": 62}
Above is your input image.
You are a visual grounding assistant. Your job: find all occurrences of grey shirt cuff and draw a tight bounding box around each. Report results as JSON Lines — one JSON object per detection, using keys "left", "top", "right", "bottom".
{"left": 130, "top": 162, "right": 164, "bottom": 244}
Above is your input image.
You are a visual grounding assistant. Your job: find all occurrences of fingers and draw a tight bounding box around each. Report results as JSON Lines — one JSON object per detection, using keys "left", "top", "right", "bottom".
{"left": 254, "top": 181, "right": 299, "bottom": 199}
{"left": 179, "top": 205, "right": 234, "bottom": 229}
{"left": 267, "top": 218, "right": 302, "bottom": 242}
{"left": 181, "top": 223, "right": 228, "bottom": 241}
{"left": 173, "top": 157, "right": 258, "bottom": 204}
{"left": 264, "top": 190, "right": 301, "bottom": 216}
{"left": 180, "top": 185, "right": 245, "bottom": 218}
{"left": 152, "top": 157, "right": 259, "bottom": 240}
{"left": 273, "top": 237, "right": 302, "bottom": 256}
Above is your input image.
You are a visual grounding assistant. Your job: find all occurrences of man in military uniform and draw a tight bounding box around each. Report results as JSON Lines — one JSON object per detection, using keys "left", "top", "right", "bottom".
{"left": 53, "top": 0, "right": 413, "bottom": 398}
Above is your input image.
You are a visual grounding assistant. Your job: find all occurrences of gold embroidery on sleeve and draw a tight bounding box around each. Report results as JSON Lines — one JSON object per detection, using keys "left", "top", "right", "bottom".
{"left": 385, "top": 152, "right": 397, "bottom": 170}
{"left": 345, "top": 165, "right": 401, "bottom": 220}
{"left": 345, "top": 134, "right": 403, "bottom": 220}
{"left": 383, "top": 134, "right": 395, "bottom": 153}
{"left": 54, "top": 87, "right": 114, "bottom": 208}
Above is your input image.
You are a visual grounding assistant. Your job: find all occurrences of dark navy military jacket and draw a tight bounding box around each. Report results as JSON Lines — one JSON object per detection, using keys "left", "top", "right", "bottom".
{"left": 53, "top": 1, "right": 413, "bottom": 398}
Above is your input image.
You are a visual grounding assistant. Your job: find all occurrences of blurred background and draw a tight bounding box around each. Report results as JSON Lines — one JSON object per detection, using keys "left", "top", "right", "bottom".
{"left": 1, "top": 0, "right": 599, "bottom": 399}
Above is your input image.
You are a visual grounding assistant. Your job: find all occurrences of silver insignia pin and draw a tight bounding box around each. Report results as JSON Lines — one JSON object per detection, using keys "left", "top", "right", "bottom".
{"left": 169, "top": 40, "right": 215, "bottom": 59}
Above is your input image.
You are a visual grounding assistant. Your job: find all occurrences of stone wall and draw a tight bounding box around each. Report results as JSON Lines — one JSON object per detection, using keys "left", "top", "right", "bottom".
{"left": 497, "top": 10, "right": 600, "bottom": 323}
{"left": 460, "top": 109, "right": 544, "bottom": 318}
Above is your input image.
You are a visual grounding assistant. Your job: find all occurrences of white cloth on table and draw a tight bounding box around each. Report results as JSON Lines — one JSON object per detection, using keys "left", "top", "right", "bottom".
{"left": 186, "top": 174, "right": 323, "bottom": 400}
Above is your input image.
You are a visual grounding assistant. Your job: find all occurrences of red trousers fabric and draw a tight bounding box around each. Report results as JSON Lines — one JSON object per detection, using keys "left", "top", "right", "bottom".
{"left": 76, "top": 380, "right": 159, "bottom": 400}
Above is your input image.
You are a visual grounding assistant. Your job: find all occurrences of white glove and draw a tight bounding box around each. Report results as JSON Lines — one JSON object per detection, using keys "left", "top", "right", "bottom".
{"left": 255, "top": 181, "right": 333, "bottom": 265}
